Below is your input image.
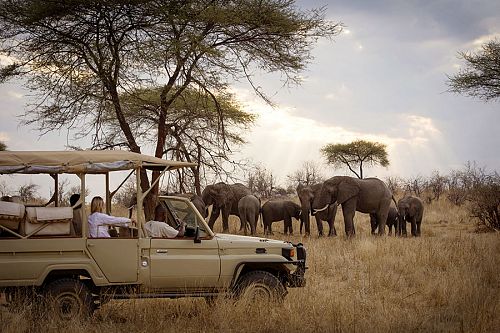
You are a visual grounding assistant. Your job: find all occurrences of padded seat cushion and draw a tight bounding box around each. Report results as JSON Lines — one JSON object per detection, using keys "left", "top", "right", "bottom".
{"left": 0, "top": 201, "right": 25, "bottom": 230}
{"left": 0, "top": 201, "right": 25, "bottom": 218}
{"left": 26, "top": 207, "right": 73, "bottom": 224}
{"left": 24, "top": 207, "right": 72, "bottom": 236}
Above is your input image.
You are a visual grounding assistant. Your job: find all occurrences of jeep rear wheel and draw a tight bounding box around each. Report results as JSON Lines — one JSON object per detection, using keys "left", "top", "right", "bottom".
{"left": 45, "top": 279, "right": 93, "bottom": 320}
{"left": 236, "top": 270, "right": 286, "bottom": 302}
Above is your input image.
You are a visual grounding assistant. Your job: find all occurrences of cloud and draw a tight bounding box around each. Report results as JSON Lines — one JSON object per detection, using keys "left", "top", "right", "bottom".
{"left": 0, "top": 132, "right": 10, "bottom": 143}
{"left": 324, "top": 83, "right": 352, "bottom": 101}
{"left": 406, "top": 115, "right": 441, "bottom": 145}
{"left": 232, "top": 88, "right": 450, "bottom": 180}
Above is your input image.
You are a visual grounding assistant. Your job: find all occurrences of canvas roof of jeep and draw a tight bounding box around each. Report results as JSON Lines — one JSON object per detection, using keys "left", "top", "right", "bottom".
{"left": 0, "top": 150, "right": 197, "bottom": 174}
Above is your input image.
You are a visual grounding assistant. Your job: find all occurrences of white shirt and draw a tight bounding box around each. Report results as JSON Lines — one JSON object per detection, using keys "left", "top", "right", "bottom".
{"left": 88, "top": 212, "right": 131, "bottom": 238}
{"left": 144, "top": 220, "right": 179, "bottom": 238}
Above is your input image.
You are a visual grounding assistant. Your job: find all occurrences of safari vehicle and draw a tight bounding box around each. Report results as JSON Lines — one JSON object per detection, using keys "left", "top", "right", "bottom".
{"left": 0, "top": 151, "right": 306, "bottom": 319}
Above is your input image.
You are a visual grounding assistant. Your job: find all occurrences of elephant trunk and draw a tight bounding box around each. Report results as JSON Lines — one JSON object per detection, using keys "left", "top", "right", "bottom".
{"left": 300, "top": 204, "right": 311, "bottom": 235}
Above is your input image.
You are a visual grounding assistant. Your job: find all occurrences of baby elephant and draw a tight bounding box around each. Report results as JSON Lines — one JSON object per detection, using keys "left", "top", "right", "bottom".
{"left": 261, "top": 200, "right": 301, "bottom": 235}
{"left": 370, "top": 206, "right": 399, "bottom": 235}
{"left": 397, "top": 196, "right": 424, "bottom": 237}
{"left": 238, "top": 195, "right": 261, "bottom": 236}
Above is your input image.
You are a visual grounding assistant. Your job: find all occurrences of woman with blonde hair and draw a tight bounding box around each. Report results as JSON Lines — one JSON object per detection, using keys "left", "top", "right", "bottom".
{"left": 88, "top": 196, "right": 135, "bottom": 237}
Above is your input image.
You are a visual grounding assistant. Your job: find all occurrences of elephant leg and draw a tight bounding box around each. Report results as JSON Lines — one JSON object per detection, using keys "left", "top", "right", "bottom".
{"left": 376, "top": 207, "right": 389, "bottom": 236}
{"left": 327, "top": 205, "right": 337, "bottom": 237}
{"left": 388, "top": 224, "right": 393, "bottom": 236}
{"left": 341, "top": 200, "right": 356, "bottom": 237}
{"left": 221, "top": 208, "right": 230, "bottom": 233}
{"left": 208, "top": 206, "right": 221, "bottom": 230}
{"left": 416, "top": 220, "right": 422, "bottom": 237}
{"left": 284, "top": 217, "right": 291, "bottom": 234}
{"left": 315, "top": 216, "right": 324, "bottom": 237}
{"left": 370, "top": 213, "right": 377, "bottom": 235}
{"left": 249, "top": 214, "right": 256, "bottom": 236}
{"left": 410, "top": 218, "right": 417, "bottom": 237}
{"left": 401, "top": 220, "right": 408, "bottom": 237}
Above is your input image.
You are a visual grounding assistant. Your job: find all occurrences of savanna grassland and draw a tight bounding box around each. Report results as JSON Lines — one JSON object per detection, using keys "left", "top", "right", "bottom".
{"left": 1, "top": 198, "right": 499, "bottom": 333}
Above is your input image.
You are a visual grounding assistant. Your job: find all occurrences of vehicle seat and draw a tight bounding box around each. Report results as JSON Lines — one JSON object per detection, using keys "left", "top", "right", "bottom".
{"left": 25, "top": 207, "right": 72, "bottom": 236}
{"left": 0, "top": 201, "right": 25, "bottom": 232}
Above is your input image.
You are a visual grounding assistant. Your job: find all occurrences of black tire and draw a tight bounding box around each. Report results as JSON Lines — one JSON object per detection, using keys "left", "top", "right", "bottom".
{"left": 45, "top": 278, "right": 94, "bottom": 320}
{"left": 236, "top": 270, "right": 287, "bottom": 303}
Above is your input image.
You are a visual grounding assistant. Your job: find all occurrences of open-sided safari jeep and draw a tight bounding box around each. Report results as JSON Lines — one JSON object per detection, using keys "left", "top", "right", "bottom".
{"left": 0, "top": 151, "right": 306, "bottom": 319}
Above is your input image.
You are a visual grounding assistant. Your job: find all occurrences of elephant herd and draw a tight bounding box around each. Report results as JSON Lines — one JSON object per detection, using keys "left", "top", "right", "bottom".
{"left": 197, "top": 176, "right": 425, "bottom": 237}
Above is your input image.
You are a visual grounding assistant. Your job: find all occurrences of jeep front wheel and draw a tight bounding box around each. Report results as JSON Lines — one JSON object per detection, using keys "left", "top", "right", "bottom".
{"left": 236, "top": 270, "right": 286, "bottom": 302}
{"left": 45, "top": 279, "right": 93, "bottom": 320}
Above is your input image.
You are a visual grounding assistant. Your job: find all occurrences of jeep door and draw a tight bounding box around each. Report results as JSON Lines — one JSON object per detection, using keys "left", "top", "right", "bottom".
{"left": 149, "top": 198, "right": 220, "bottom": 291}
{"left": 87, "top": 237, "right": 139, "bottom": 283}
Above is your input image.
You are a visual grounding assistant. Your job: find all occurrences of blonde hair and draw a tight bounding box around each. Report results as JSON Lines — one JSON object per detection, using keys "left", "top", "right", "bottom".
{"left": 91, "top": 196, "right": 105, "bottom": 214}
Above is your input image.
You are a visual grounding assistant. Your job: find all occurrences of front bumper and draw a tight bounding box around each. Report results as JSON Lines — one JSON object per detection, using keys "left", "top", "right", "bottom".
{"left": 289, "top": 243, "right": 307, "bottom": 288}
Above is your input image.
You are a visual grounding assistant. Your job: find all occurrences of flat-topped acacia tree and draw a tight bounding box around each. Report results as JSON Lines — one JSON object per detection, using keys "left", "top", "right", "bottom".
{"left": 321, "top": 140, "right": 389, "bottom": 179}
{"left": 0, "top": 0, "right": 342, "bottom": 218}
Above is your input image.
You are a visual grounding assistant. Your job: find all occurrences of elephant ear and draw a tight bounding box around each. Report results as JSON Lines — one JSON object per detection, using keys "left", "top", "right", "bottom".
{"left": 213, "top": 183, "right": 233, "bottom": 206}
{"left": 409, "top": 201, "right": 418, "bottom": 217}
{"left": 201, "top": 186, "right": 213, "bottom": 205}
{"left": 337, "top": 178, "right": 360, "bottom": 204}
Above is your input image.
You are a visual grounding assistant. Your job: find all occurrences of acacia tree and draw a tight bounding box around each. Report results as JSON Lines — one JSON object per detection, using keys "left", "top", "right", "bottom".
{"left": 0, "top": 141, "right": 6, "bottom": 151}
{"left": 321, "top": 140, "right": 389, "bottom": 179}
{"left": 0, "top": 0, "right": 342, "bottom": 218}
{"left": 448, "top": 39, "right": 500, "bottom": 102}
{"left": 103, "top": 86, "right": 255, "bottom": 195}
{"left": 287, "top": 161, "right": 324, "bottom": 189}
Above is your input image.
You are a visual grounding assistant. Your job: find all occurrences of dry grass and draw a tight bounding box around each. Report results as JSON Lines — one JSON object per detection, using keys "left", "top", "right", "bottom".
{"left": 1, "top": 199, "right": 499, "bottom": 333}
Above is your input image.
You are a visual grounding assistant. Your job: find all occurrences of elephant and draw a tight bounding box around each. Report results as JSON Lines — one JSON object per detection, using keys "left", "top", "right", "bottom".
{"left": 397, "top": 196, "right": 424, "bottom": 237}
{"left": 202, "top": 182, "right": 252, "bottom": 233}
{"left": 312, "top": 176, "right": 393, "bottom": 237}
{"left": 190, "top": 194, "right": 208, "bottom": 219}
{"left": 238, "top": 195, "right": 261, "bottom": 236}
{"left": 297, "top": 183, "right": 338, "bottom": 236}
{"left": 261, "top": 200, "right": 301, "bottom": 235}
{"left": 370, "top": 206, "right": 399, "bottom": 235}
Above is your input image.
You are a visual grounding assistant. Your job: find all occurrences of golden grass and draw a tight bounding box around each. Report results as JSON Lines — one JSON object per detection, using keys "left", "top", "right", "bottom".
{"left": 1, "top": 199, "right": 499, "bottom": 332}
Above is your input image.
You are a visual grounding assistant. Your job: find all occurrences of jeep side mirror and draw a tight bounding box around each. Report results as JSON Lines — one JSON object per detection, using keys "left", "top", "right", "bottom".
{"left": 194, "top": 226, "right": 201, "bottom": 244}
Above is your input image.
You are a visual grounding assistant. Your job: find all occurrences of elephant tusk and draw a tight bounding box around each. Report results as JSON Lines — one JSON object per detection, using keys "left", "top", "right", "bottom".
{"left": 313, "top": 204, "right": 329, "bottom": 214}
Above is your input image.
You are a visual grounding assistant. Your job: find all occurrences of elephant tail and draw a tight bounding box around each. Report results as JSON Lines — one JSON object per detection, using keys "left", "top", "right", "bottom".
{"left": 259, "top": 207, "right": 263, "bottom": 228}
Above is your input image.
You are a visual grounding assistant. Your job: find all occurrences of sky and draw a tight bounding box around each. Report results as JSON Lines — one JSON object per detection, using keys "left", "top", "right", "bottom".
{"left": 0, "top": 0, "right": 499, "bottom": 196}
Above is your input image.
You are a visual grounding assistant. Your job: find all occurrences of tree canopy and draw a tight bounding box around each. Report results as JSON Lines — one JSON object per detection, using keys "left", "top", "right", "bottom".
{"left": 0, "top": 0, "right": 342, "bottom": 217}
{"left": 321, "top": 140, "right": 389, "bottom": 179}
{"left": 0, "top": 141, "right": 6, "bottom": 151}
{"left": 447, "top": 39, "right": 500, "bottom": 102}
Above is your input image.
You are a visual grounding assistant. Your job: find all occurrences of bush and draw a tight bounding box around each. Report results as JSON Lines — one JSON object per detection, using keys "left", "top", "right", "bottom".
{"left": 467, "top": 173, "right": 500, "bottom": 231}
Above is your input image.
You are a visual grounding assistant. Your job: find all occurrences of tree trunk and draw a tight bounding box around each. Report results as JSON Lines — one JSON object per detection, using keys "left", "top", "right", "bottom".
{"left": 108, "top": 85, "right": 155, "bottom": 220}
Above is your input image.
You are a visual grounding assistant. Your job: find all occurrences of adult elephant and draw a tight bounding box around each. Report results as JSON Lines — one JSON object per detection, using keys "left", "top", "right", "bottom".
{"left": 312, "top": 176, "right": 393, "bottom": 237}
{"left": 202, "top": 182, "right": 251, "bottom": 233}
{"left": 238, "top": 195, "right": 261, "bottom": 236}
{"left": 370, "top": 206, "right": 399, "bottom": 235}
{"left": 297, "top": 184, "right": 338, "bottom": 236}
{"left": 261, "top": 200, "right": 301, "bottom": 235}
{"left": 397, "top": 196, "right": 424, "bottom": 237}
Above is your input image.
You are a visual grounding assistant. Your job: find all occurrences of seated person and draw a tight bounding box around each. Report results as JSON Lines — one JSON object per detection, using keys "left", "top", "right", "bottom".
{"left": 145, "top": 204, "right": 185, "bottom": 238}
{"left": 69, "top": 193, "right": 82, "bottom": 236}
{"left": 88, "top": 196, "right": 135, "bottom": 238}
